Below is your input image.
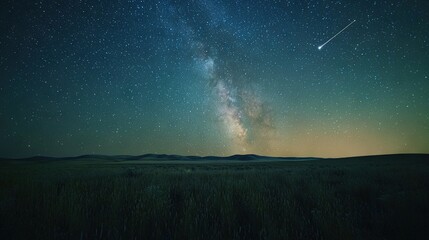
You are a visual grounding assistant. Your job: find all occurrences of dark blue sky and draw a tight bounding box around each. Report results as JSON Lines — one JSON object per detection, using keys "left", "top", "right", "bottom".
{"left": 1, "top": 0, "right": 428, "bottom": 158}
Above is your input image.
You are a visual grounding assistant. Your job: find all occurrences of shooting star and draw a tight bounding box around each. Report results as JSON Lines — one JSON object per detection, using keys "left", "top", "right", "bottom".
{"left": 318, "top": 19, "right": 356, "bottom": 50}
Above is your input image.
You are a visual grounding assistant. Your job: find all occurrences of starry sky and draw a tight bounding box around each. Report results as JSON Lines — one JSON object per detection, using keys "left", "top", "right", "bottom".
{"left": 1, "top": 0, "right": 428, "bottom": 158}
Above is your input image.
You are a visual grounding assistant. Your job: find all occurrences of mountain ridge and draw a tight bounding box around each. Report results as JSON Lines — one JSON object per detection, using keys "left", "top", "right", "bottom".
{"left": 1, "top": 153, "right": 428, "bottom": 161}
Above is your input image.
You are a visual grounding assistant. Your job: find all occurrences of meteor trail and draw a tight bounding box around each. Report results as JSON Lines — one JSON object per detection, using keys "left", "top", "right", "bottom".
{"left": 318, "top": 20, "right": 356, "bottom": 50}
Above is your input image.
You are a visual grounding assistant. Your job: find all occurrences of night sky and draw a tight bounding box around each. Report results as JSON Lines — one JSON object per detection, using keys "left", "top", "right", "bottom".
{"left": 1, "top": 0, "right": 428, "bottom": 158}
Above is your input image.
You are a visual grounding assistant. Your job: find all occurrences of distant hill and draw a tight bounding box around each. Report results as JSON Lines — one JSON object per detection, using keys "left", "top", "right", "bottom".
{"left": 1, "top": 153, "right": 428, "bottom": 162}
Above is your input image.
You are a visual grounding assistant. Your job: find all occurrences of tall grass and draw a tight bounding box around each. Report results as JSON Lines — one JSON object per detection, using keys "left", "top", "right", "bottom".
{"left": 1, "top": 157, "right": 428, "bottom": 239}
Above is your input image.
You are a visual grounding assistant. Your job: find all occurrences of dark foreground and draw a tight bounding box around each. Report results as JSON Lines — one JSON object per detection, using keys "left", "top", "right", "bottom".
{"left": 1, "top": 154, "right": 428, "bottom": 239}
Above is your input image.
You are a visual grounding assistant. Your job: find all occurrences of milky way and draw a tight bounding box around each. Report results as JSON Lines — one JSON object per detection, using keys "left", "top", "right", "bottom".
{"left": 157, "top": 0, "right": 275, "bottom": 153}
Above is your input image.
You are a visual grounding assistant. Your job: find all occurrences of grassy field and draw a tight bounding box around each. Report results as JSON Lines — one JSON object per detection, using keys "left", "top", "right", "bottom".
{"left": 0, "top": 154, "right": 428, "bottom": 239}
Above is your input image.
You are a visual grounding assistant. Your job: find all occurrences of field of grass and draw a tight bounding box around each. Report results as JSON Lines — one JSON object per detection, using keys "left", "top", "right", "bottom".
{"left": 1, "top": 154, "right": 428, "bottom": 239}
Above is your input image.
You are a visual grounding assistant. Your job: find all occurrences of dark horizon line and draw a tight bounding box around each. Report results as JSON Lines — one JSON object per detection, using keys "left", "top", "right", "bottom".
{"left": 1, "top": 153, "right": 428, "bottom": 161}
